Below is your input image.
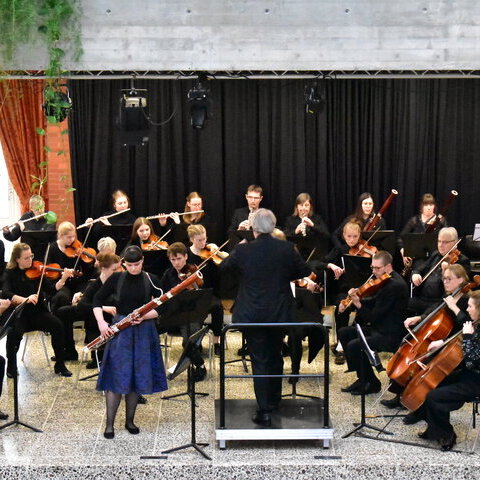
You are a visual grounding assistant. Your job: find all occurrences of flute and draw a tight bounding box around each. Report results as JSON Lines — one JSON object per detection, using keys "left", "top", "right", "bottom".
{"left": 77, "top": 208, "right": 131, "bottom": 229}
{"left": 3, "top": 211, "right": 57, "bottom": 230}
{"left": 145, "top": 210, "right": 204, "bottom": 220}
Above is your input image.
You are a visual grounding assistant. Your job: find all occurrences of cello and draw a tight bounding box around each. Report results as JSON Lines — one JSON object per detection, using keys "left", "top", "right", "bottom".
{"left": 387, "top": 275, "right": 480, "bottom": 386}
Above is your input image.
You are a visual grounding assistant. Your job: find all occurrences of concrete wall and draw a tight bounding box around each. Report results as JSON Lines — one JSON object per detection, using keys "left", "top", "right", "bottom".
{"left": 8, "top": 0, "right": 480, "bottom": 71}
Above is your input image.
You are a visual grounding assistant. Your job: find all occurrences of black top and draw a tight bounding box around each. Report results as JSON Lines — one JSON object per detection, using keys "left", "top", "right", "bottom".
{"left": 228, "top": 207, "right": 251, "bottom": 234}
{"left": 283, "top": 214, "right": 329, "bottom": 238}
{"left": 331, "top": 214, "right": 386, "bottom": 248}
{"left": 397, "top": 214, "right": 448, "bottom": 248}
{"left": 93, "top": 271, "right": 160, "bottom": 316}
{"left": 463, "top": 327, "right": 480, "bottom": 374}
{"left": 412, "top": 250, "right": 470, "bottom": 300}
{"left": 159, "top": 267, "right": 182, "bottom": 292}
{"left": 1, "top": 267, "right": 56, "bottom": 316}
{"left": 102, "top": 210, "right": 136, "bottom": 226}
{"left": 3, "top": 211, "right": 56, "bottom": 242}
{"left": 188, "top": 250, "right": 219, "bottom": 290}
{"left": 220, "top": 233, "right": 311, "bottom": 324}
{"left": 357, "top": 270, "right": 409, "bottom": 339}
{"left": 420, "top": 294, "right": 469, "bottom": 333}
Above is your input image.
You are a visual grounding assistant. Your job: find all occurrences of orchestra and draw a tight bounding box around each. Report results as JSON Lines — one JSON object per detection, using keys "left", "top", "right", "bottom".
{"left": 1, "top": 181, "right": 479, "bottom": 452}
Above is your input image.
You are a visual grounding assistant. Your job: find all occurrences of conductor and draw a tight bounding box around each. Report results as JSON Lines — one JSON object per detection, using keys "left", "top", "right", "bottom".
{"left": 220, "top": 208, "right": 311, "bottom": 426}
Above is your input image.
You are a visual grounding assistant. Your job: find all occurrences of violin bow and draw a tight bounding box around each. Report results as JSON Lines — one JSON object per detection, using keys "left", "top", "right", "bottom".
{"left": 196, "top": 239, "right": 230, "bottom": 270}
{"left": 357, "top": 225, "right": 382, "bottom": 255}
{"left": 72, "top": 222, "right": 94, "bottom": 272}
{"left": 305, "top": 247, "right": 316, "bottom": 263}
{"left": 36, "top": 243, "right": 51, "bottom": 298}
{"left": 149, "top": 229, "right": 171, "bottom": 250}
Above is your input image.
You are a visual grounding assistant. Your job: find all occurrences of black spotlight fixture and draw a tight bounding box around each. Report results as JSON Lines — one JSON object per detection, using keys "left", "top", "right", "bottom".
{"left": 304, "top": 80, "right": 326, "bottom": 114}
{"left": 42, "top": 84, "right": 72, "bottom": 123}
{"left": 117, "top": 79, "right": 150, "bottom": 146}
{"left": 187, "top": 74, "right": 212, "bottom": 129}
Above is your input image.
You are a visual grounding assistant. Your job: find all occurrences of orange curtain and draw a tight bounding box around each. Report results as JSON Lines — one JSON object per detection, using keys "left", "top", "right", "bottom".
{"left": 0, "top": 79, "right": 46, "bottom": 211}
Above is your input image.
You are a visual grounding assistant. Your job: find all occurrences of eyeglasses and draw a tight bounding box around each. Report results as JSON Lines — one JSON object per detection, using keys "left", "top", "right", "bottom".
{"left": 246, "top": 196, "right": 261, "bottom": 200}
{"left": 438, "top": 239, "right": 455, "bottom": 244}
{"left": 371, "top": 265, "right": 384, "bottom": 270}
{"left": 442, "top": 276, "right": 458, "bottom": 282}
{"left": 23, "top": 254, "right": 34, "bottom": 260}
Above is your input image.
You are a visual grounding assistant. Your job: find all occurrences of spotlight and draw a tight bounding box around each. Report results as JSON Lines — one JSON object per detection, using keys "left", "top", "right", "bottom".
{"left": 188, "top": 75, "right": 212, "bottom": 129}
{"left": 117, "top": 87, "right": 150, "bottom": 146}
{"left": 304, "top": 81, "right": 326, "bottom": 114}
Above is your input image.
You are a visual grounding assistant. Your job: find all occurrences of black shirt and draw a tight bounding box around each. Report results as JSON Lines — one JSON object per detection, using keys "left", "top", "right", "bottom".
{"left": 3, "top": 212, "right": 56, "bottom": 242}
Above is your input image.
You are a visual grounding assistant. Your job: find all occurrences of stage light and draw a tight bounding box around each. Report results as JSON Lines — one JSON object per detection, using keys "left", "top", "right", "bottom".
{"left": 304, "top": 81, "right": 326, "bottom": 114}
{"left": 117, "top": 87, "right": 150, "bottom": 146}
{"left": 187, "top": 75, "right": 212, "bottom": 129}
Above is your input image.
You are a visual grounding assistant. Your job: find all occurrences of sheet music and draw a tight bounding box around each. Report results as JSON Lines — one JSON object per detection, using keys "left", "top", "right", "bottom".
{"left": 474, "top": 223, "right": 480, "bottom": 242}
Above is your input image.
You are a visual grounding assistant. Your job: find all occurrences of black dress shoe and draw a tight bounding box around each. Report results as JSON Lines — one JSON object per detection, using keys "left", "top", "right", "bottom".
{"left": 103, "top": 429, "right": 114, "bottom": 439}
{"left": 54, "top": 363, "right": 73, "bottom": 377}
{"left": 334, "top": 352, "right": 346, "bottom": 365}
{"left": 417, "top": 429, "right": 433, "bottom": 440}
{"left": 125, "top": 423, "right": 140, "bottom": 434}
{"left": 341, "top": 380, "right": 361, "bottom": 393}
{"left": 288, "top": 376, "right": 299, "bottom": 385}
{"left": 192, "top": 365, "right": 207, "bottom": 382}
{"left": 0, "top": 410, "right": 8, "bottom": 420}
{"left": 252, "top": 411, "right": 271, "bottom": 427}
{"left": 403, "top": 411, "right": 422, "bottom": 425}
{"left": 351, "top": 382, "right": 381, "bottom": 395}
{"left": 64, "top": 350, "right": 79, "bottom": 361}
{"left": 237, "top": 346, "right": 248, "bottom": 357}
{"left": 380, "top": 395, "right": 402, "bottom": 409}
{"left": 86, "top": 359, "right": 99, "bottom": 369}
{"left": 138, "top": 395, "right": 147, "bottom": 405}
{"left": 6, "top": 368, "right": 18, "bottom": 379}
{"left": 440, "top": 432, "right": 456, "bottom": 451}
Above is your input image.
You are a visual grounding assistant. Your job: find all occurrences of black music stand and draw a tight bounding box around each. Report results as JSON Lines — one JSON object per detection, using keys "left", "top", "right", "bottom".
{"left": 20, "top": 231, "right": 57, "bottom": 261}
{"left": 228, "top": 230, "right": 254, "bottom": 249}
{"left": 287, "top": 233, "right": 330, "bottom": 262}
{"left": 362, "top": 230, "right": 396, "bottom": 255}
{"left": 142, "top": 250, "right": 170, "bottom": 277}
{"left": 342, "top": 324, "right": 392, "bottom": 438}
{"left": 160, "top": 325, "right": 211, "bottom": 460}
{"left": 159, "top": 288, "right": 213, "bottom": 401}
{"left": 284, "top": 288, "right": 325, "bottom": 399}
{"left": 0, "top": 304, "right": 42, "bottom": 433}
{"left": 96, "top": 224, "right": 132, "bottom": 255}
{"left": 342, "top": 255, "right": 372, "bottom": 287}
{"left": 402, "top": 233, "right": 437, "bottom": 260}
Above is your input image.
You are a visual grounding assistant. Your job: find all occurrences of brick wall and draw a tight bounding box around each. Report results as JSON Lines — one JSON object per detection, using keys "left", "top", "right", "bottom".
{"left": 44, "top": 119, "right": 76, "bottom": 225}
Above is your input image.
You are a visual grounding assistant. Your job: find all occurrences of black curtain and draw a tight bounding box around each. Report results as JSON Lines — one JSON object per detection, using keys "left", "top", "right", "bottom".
{"left": 69, "top": 78, "right": 480, "bottom": 238}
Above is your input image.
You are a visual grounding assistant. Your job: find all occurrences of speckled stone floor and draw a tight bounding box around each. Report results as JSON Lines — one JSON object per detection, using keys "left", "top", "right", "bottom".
{"left": 0, "top": 324, "right": 480, "bottom": 479}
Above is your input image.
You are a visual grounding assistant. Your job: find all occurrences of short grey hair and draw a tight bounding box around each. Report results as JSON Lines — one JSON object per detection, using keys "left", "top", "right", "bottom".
{"left": 439, "top": 227, "right": 458, "bottom": 241}
{"left": 251, "top": 208, "right": 276, "bottom": 234}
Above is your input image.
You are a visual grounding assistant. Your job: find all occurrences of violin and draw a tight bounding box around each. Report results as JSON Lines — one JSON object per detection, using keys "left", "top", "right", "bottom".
{"left": 198, "top": 244, "right": 229, "bottom": 265}
{"left": 446, "top": 248, "right": 460, "bottom": 265}
{"left": 294, "top": 272, "right": 323, "bottom": 292}
{"left": 178, "top": 264, "right": 204, "bottom": 289}
{"left": 348, "top": 239, "right": 378, "bottom": 258}
{"left": 340, "top": 273, "right": 391, "bottom": 310}
{"left": 141, "top": 235, "right": 168, "bottom": 251}
{"left": 26, "top": 261, "right": 83, "bottom": 280}
{"left": 64, "top": 239, "right": 97, "bottom": 263}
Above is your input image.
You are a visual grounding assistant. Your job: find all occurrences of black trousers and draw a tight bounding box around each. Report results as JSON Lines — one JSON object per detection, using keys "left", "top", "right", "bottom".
{"left": 419, "top": 369, "right": 480, "bottom": 440}
{"left": 6, "top": 310, "right": 66, "bottom": 367}
{"left": 407, "top": 296, "right": 438, "bottom": 317}
{"left": 244, "top": 326, "right": 284, "bottom": 412}
{"left": 0, "top": 356, "right": 5, "bottom": 396}
{"left": 208, "top": 296, "right": 224, "bottom": 337}
{"left": 338, "top": 325, "right": 400, "bottom": 384}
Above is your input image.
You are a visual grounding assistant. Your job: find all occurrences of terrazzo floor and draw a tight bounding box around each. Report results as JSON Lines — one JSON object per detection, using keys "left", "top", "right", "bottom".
{"left": 0, "top": 325, "right": 480, "bottom": 479}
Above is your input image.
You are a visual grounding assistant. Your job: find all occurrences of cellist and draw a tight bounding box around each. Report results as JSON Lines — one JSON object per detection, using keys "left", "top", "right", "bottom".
{"left": 338, "top": 251, "right": 408, "bottom": 395}
{"left": 408, "top": 290, "right": 480, "bottom": 451}
{"left": 381, "top": 264, "right": 470, "bottom": 412}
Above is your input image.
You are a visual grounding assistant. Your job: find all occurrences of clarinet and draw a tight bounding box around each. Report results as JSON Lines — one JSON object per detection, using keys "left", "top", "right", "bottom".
{"left": 84, "top": 270, "right": 203, "bottom": 352}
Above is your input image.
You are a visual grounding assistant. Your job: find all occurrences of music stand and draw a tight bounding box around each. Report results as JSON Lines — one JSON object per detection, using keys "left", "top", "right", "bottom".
{"left": 159, "top": 288, "right": 213, "bottom": 401}
{"left": 0, "top": 304, "right": 42, "bottom": 433}
{"left": 142, "top": 250, "right": 170, "bottom": 277}
{"left": 287, "top": 234, "right": 330, "bottom": 262}
{"left": 160, "top": 325, "right": 211, "bottom": 460}
{"left": 362, "top": 230, "right": 396, "bottom": 255}
{"left": 342, "top": 324, "right": 392, "bottom": 438}
{"left": 402, "top": 233, "right": 437, "bottom": 260}
{"left": 284, "top": 288, "right": 325, "bottom": 399}
{"left": 20, "top": 231, "right": 56, "bottom": 261}
{"left": 342, "top": 255, "right": 372, "bottom": 287}
{"left": 96, "top": 224, "right": 132, "bottom": 255}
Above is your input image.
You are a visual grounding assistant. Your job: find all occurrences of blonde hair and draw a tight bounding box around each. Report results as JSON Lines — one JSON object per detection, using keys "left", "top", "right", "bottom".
{"left": 96, "top": 252, "right": 121, "bottom": 269}
{"left": 7, "top": 243, "right": 31, "bottom": 269}
{"left": 57, "top": 221, "right": 76, "bottom": 238}
{"left": 187, "top": 224, "right": 206, "bottom": 240}
{"left": 343, "top": 220, "right": 362, "bottom": 236}
{"left": 97, "top": 236, "right": 117, "bottom": 253}
{"left": 271, "top": 228, "right": 287, "bottom": 241}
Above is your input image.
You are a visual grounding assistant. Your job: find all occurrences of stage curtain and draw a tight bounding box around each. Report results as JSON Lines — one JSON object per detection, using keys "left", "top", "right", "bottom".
{"left": 0, "top": 79, "right": 46, "bottom": 211}
{"left": 68, "top": 78, "right": 480, "bottom": 238}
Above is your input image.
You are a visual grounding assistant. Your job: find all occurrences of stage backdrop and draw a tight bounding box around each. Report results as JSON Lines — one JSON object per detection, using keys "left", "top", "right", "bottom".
{"left": 69, "top": 78, "right": 480, "bottom": 239}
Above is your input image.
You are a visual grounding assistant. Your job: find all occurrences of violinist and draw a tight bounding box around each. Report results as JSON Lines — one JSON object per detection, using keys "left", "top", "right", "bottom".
{"left": 338, "top": 251, "right": 408, "bottom": 395}
{"left": 407, "top": 290, "right": 480, "bottom": 451}
{"left": 381, "top": 264, "right": 470, "bottom": 412}
{"left": 228, "top": 184, "right": 264, "bottom": 233}
{"left": 398, "top": 194, "right": 449, "bottom": 268}
{"left": 48, "top": 221, "right": 95, "bottom": 312}
{"left": 321, "top": 221, "right": 373, "bottom": 364}
{"left": 2, "top": 194, "right": 56, "bottom": 242}
{"left": 85, "top": 190, "right": 136, "bottom": 227}
{"left": 408, "top": 227, "right": 470, "bottom": 316}
{"left": 187, "top": 224, "right": 224, "bottom": 355}
{"left": 1, "top": 243, "right": 72, "bottom": 378}
{"left": 284, "top": 193, "right": 329, "bottom": 239}
{"left": 126, "top": 217, "right": 165, "bottom": 252}
{"left": 331, "top": 192, "right": 386, "bottom": 248}
{"left": 158, "top": 242, "right": 207, "bottom": 382}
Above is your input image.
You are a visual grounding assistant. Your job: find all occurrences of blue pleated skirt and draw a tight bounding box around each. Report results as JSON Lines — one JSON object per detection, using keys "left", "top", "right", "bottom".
{"left": 96, "top": 316, "right": 168, "bottom": 395}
